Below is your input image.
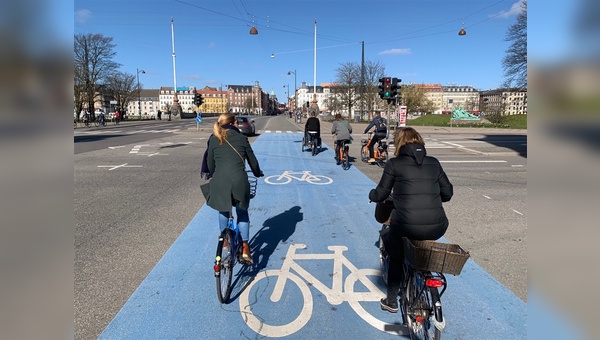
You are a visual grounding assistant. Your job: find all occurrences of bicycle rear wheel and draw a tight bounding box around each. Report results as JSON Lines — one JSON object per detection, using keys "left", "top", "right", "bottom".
{"left": 342, "top": 145, "right": 350, "bottom": 170}
{"left": 405, "top": 271, "right": 436, "bottom": 340}
{"left": 215, "top": 228, "right": 234, "bottom": 303}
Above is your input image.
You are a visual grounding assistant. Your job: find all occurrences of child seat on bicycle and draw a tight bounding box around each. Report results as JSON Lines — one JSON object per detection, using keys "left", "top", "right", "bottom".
{"left": 368, "top": 127, "right": 453, "bottom": 313}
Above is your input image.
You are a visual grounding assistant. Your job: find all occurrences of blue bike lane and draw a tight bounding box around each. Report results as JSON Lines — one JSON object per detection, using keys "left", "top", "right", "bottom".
{"left": 99, "top": 132, "right": 526, "bottom": 339}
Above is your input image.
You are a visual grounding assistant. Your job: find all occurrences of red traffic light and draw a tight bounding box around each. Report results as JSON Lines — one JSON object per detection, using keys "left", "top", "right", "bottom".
{"left": 384, "top": 77, "right": 391, "bottom": 84}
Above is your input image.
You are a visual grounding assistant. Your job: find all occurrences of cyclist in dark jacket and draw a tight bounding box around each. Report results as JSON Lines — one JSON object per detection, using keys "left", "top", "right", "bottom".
{"left": 304, "top": 111, "right": 321, "bottom": 145}
{"left": 363, "top": 112, "right": 387, "bottom": 163}
{"left": 369, "top": 127, "right": 453, "bottom": 313}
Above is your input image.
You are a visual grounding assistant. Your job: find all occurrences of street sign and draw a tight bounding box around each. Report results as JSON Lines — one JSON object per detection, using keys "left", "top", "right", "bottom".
{"left": 196, "top": 116, "right": 202, "bottom": 123}
{"left": 399, "top": 106, "right": 407, "bottom": 127}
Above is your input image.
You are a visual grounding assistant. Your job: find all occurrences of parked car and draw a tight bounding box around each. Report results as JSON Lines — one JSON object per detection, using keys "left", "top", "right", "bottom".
{"left": 236, "top": 116, "right": 256, "bottom": 136}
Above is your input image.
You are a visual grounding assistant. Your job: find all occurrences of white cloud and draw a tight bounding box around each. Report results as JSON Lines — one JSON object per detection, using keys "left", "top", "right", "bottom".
{"left": 493, "top": 0, "right": 524, "bottom": 19}
{"left": 75, "top": 9, "right": 92, "bottom": 24}
{"left": 378, "top": 48, "right": 411, "bottom": 56}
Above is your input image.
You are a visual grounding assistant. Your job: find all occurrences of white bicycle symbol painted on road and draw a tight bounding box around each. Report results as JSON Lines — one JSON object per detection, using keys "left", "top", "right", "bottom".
{"left": 239, "top": 244, "right": 398, "bottom": 337}
{"left": 264, "top": 171, "right": 333, "bottom": 185}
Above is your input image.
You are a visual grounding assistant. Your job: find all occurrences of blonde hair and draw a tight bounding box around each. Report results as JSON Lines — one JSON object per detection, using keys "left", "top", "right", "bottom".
{"left": 213, "top": 113, "right": 236, "bottom": 144}
{"left": 394, "top": 127, "right": 424, "bottom": 156}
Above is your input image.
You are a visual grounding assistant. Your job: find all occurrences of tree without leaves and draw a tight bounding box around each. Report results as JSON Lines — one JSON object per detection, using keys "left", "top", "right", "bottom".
{"left": 333, "top": 61, "right": 361, "bottom": 117}
{"left": 74, "top": 33, "right": 120, "bottom": 119}
{"left": 104, "top": 71, "right": 136, "bottom": 114}
{"left": 362, "top": 60, "right": 386, "bottom": 116}
{"left": 502, "top": 0, "right": 527, "bottom": 90}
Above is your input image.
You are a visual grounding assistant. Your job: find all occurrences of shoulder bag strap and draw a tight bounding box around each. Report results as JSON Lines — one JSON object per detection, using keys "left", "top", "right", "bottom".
{"left": 225, "top": 139, "right": 245, "bottom": 163}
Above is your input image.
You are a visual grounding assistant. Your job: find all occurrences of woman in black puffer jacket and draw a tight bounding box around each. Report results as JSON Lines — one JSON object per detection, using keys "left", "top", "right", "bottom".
{"left": 369, "top": 127, "right": 453, "bottom": 313}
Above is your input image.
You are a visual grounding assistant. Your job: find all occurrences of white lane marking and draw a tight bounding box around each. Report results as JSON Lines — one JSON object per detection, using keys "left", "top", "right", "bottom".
{"left": 130, "top": 144, "right": 150, "bottom": 154}
{"left": 146, "top": 152, "right": 168, "bottom": 157}
{"left": 442, "top": 141, "right": 464, "bottom": 148}
{"left": 97, "top": 163, "right": 143, "bottom": 171}
{"left": 108, "top": 146, "right": 126, "bottom": 150}
{"left": 483, "top": 195, "right": 491, "bottom": 199}
{"left": 439, "top": 160, "right": 507, "bottom": 163}
{"left": 512, "top": 209, "right": 524, "bottom": 215}
{"left": 512, "top": 164, "right": 524, "bottom": 167}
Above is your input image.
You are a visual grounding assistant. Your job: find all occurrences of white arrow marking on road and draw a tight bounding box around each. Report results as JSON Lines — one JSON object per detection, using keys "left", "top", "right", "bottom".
{"left": 97, "top": 163, "right": 143, "bottom": 171}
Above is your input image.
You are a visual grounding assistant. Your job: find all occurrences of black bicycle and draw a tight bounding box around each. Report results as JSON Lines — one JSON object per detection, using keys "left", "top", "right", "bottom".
{"left": 213, "top": 173, "right": 257, "bottom": 304}
{"left": 378, "top": 204, "right": 469, "bottom": 339}
{"left": 302, "top": 131, "right": 320, "bottom": 156}
{"left": 335, "top": 139, "right": 351, "bottom": 170}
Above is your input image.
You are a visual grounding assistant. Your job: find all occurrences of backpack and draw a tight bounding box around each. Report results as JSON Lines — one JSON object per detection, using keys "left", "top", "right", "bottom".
{"left": 377, "top": 117, "right": 387, "bottom": 133}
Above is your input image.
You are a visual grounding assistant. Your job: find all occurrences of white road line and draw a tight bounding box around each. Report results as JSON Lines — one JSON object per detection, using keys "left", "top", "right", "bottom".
{"left": 130, "top": 144, "right": 150, "bottom": 154}
{"left": 442, "top": 141, "right": 464, "bottom": 148}
{"left": 108, "top": 146, "right": 126, "bottom": 150}
{"left": 439, "top": 160, "right": 507, "bottom": 163}
{"left": 265, "top": 130, "right": 272, "bottom": 133}
{"left": 483, "top": 195, "right": 491, "bottom": 199}
{"left": 97, "top": 163, "right": 143, "bottom": 171}
{"left": 146, "top": 152, "right": 168, "bottom": 157}
{"left": 511, "top": 165, "right": 524, "bottom": 167}
{"left": 512, "top": 209, "right": 524, "bottom": 215}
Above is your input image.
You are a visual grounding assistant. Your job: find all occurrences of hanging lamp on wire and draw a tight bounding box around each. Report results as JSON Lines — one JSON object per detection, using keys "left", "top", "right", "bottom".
{"left": 458, "top": 18, "right": 466, "bottom": 36}
{"left": 249, "top": 16, "right": 258, "bottom": 35}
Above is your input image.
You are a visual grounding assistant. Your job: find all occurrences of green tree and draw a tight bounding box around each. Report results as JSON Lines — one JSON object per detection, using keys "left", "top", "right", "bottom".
{"left": 502, "top": 0, "right": 527, "bottom": 89}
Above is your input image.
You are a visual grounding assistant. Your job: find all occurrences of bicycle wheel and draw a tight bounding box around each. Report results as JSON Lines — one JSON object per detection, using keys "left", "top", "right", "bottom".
{"left": 376, "top": 149, "right": 388, "bottom": 168}
{"left": 94, "top": 120, "right": 99, "bottom": 127}
{"left": 301, "top": 137, "right": 306, "bottom": 152}
{"left": 215, "top": 228, "right": 234, "bottom": 303}
{"left": 312, "top": 137, "right": 318, "bottom": 156}
{"left": 405, "top": 271, "right": 434, "bottom": 340}
{"left": 342, "top": 146, "right": 350, "bottom": 170}
{"left": 361, "top": 144, "right": 370, "bottom": 162}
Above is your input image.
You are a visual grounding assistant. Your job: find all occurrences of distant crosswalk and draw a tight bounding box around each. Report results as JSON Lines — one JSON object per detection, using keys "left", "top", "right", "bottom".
{"left": 75, "top": 129, "right": 181, "bottom": 135}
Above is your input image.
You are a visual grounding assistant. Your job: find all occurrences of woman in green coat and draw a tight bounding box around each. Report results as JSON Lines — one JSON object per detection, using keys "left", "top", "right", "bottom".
{"left": 206, "top": 113, "right": 263, "bottom": 264}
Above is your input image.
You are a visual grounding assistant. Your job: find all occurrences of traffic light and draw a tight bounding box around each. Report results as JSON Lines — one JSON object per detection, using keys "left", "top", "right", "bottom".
{"left": 389, "top": 77, "right": 401, "bottom": 104}
{"left": 194, "top": 93, "right": 204, "bottom": 106}
{"left": 378, "top": 78, "right": 385, "bottom": 99}
{"left": 383, "top": 77, "right": 392, "bottom": 99}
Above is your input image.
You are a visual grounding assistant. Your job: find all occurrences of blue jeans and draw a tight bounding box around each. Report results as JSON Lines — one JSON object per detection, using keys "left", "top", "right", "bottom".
{"left": 218, "top": 204, "right": 250, "bottom": 242}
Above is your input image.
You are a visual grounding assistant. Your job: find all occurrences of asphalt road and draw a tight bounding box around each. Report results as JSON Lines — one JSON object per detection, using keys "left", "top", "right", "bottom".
{"left": 74, "top": 115, "right": 527, "bottom": 339}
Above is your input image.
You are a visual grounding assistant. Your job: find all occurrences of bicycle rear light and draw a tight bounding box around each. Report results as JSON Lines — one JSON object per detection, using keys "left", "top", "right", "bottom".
{"left": 214, "top": 264, "right": 221, "bottom": 272}
{"left": 425, "top": 278, "right": 444, "bottom": 288}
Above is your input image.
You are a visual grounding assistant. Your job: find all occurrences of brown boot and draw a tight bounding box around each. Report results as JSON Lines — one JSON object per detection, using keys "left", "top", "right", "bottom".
{"left": 241, "top": 242, "right": 254, "bottom": 264}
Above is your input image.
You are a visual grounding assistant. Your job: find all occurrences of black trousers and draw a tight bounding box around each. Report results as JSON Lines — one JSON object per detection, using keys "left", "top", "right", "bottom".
{"left": 368, "top": 133, "right": 385, "bottom": 158}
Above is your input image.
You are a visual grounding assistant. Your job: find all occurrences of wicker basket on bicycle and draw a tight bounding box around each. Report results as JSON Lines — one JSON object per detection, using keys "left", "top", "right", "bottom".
{"left": 403, "top": 237, "right": 470, "bottom": 275}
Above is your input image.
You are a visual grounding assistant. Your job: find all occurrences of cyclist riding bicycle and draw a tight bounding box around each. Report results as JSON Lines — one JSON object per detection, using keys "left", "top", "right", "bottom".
{"left": 203, "top": 113, "right": 264, "bottom": 264}
{"left": 368, "top": 127, "right": 453, "bottom": 313}
{"left": 304, "top": 111, "right": 321, "bottom": 148}
{"left": 363, "top": 112, "right": 388, "bottom": 163}
{"left": 331, "top": 113, "right": 352, "bottom": 165}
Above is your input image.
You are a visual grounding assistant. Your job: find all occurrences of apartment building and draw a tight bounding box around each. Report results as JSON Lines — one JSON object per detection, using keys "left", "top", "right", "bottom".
{"left": 126, "top": 89, "right": 160, "bottom": 118}
{"left": 442, "top": 85, "right": 480, "bottom": 113}
{"left": 413, "top": 84, "right": 444, "bottom": 114}
{"left": 197, "top": 86, "right": 228, "bottom": 114}
{"left": 159, "top": 86, "right": 197, "bottom": 114}
{"left": 480, "top": 89, "right": 527, "bottom": 115}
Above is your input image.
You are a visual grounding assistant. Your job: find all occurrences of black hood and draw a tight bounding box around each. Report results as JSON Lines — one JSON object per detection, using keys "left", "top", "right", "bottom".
{"left": 398, "top": 143, "right": 427, "bottom": 165}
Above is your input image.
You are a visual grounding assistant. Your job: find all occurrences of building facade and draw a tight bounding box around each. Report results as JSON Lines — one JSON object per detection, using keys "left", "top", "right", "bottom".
{"left": 126, "top": 89, "right": 160, "bottom": 118}
{"left": 159, "top": 86, "right": 197, "bottom": 114}
{"left": 197, "top": 86, "right": 228, "bottom": 114}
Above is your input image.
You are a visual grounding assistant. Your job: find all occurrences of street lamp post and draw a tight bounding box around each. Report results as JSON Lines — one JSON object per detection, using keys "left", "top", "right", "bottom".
{"left": 136, "top": 68, "right": 145, "bottom": 120}
{"left": 287, "top": 70, "right": 297, "bottom": 112}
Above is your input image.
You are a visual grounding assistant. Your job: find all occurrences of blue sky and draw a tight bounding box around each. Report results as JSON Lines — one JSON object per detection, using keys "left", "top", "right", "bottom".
{"left": 74, "top": 0, "right": 526, "bottom": 101}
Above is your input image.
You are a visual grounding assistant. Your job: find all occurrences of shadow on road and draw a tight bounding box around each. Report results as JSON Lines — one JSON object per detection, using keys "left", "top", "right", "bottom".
{"left": 74, "top": 134, "right": 126, "bottom": 143}
{"left": 475, "top": 134, "right": 528, "bottom": 158}
{"left": 227, "top": 206, "right": 304, "bottom": 303}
